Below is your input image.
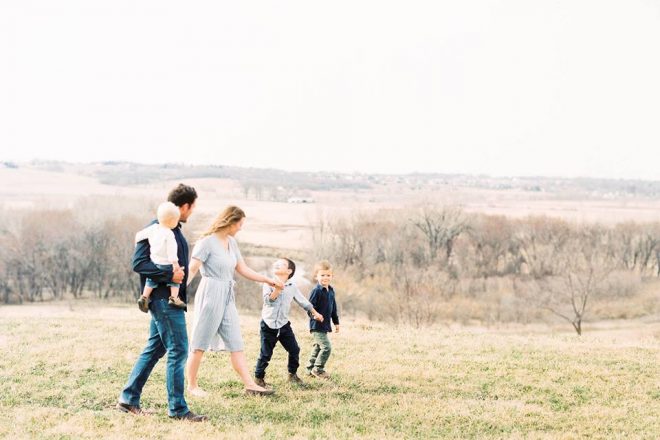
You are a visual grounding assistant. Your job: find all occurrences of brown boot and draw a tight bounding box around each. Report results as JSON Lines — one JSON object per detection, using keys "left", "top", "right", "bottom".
{"left": 116, "top": 402, "right": 148, "bottom": 415}
{"left": 169, "top": 411, "right": 208, "bottom": 422}
{"left": 254, "top": 377, "right": 268, "bottom": 388}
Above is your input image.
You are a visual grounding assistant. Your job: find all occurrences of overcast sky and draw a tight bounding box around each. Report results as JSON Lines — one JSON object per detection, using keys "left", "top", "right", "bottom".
{"left": 1, "top": 1, "right": 659, "bottom": 179}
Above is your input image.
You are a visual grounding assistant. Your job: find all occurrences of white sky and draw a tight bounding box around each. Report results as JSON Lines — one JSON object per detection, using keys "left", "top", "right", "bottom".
{"left": 1, "top": 1, "right": 660, "bottom": 179}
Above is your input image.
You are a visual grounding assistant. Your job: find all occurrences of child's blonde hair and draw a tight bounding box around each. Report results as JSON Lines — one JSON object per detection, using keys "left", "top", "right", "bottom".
{"left": 313, "top": 260, "right": 333, "bottom": 277}
{"left": 157, "top": 202, "right": 181, "bottom": 229}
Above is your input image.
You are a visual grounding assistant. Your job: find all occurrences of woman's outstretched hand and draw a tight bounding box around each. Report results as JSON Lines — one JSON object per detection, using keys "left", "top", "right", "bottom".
{"left": 267, "top": 278, "right": 284, "bottom": 289}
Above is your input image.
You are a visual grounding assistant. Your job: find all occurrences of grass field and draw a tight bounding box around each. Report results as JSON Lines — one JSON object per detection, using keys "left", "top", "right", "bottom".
{"left": 1, "top": 303, "right": 659, "bottom": 439}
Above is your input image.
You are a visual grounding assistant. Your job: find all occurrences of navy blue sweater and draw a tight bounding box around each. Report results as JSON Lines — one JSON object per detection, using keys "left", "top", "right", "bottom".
{"left": 132, "top": 220, "right": 190, "bottom": 304}
{"left": 308, "top": 284, "right": 339, "bottom": 332}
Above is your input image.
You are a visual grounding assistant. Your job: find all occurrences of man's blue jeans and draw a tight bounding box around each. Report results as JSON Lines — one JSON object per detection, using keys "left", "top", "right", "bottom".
{"left": 119, "top": 299, "right": 189, "bottom": 417}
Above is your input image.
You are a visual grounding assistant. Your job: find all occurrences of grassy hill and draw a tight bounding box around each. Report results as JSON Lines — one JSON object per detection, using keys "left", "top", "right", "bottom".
{"left": 1, "top": 303, "right": 658, "bottom": 439}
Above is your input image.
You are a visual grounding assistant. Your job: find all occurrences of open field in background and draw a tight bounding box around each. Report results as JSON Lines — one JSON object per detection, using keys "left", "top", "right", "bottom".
{"left": 4, "top": 166, "right": 660, "bottom": 251}
{"left": 1, "top": 303, "right": 659, "bottom": 439}
{"left": 2, "top": 163, "right": 660, "bottom": 328}
{"left": 2, "top": 162, "right": 660, "bottom": 437}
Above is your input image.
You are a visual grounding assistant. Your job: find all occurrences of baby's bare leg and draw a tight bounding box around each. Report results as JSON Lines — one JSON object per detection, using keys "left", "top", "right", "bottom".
{"left": 142, "top": 285, "right": 153, "bottom": 298}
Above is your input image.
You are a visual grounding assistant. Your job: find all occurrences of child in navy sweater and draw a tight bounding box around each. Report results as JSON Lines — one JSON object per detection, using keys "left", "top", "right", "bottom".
{"left": 306, "top": 260, "right": 339, "bottom": 379}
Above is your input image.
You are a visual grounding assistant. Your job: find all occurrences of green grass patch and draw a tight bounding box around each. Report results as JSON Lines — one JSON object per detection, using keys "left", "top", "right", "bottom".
{"left": 1, "top": 304, "right": 659, "bottom": 438}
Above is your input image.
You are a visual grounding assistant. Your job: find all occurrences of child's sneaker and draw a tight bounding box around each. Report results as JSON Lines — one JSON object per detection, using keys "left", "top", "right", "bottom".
{"left": 168, "top": 296, "right": 187, "bottom": 309}
{"left": 311, "top": 369, "right": 330, "bottom": 379}
{"left": 137, "top": 296, "right": 149, "bottom": 313}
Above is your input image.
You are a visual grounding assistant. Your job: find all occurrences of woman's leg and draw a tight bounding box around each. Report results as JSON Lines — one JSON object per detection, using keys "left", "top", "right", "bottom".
{"left": 230, "top": 351, "right": 268, "bottom": 391}
{"left": 220, "top": 299, "right": 268, "bottom": 391}
{"left": 186, "top": 349, "right": 205, "bottom": 390}
{"left": 255, "top": 322, "right": 278, "bottom": 380}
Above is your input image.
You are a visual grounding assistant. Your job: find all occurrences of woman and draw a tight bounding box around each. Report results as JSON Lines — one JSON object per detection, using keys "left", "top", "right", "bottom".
{"left": 186, "top": 206, "right": 283, "bottom": 396}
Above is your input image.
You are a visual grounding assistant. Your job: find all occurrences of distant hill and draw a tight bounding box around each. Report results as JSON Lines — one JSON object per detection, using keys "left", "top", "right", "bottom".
{"left": 25, "top": 160, "right": 372, "bottom": 191}
{"left": 21, "top": 159, "right": 660, "bottom": 199}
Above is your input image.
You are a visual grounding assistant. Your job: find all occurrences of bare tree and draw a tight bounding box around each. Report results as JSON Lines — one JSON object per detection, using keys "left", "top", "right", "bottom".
{"left": 634, "top": 225, "right": 660, "bottom": 275}
{"left": 514, "top": 217, "right": 571, "bottom": 278}
{"left": 468, "top": 215, "right": 519, "bottom": 277}
{"left": 0, "top": 257, "right": 13, "bottom": 304}
{"left": 534, "top": 227, "right": 615, "bottom": 335}
{"left": 241, "top": 183, "right": 251, "bottom": 199}
{"left": 325, "top": 214, "right": 369, "bottom": 268}
{"left": 611, "top": 222, "right": 660, "bottom": 275}
{"left": 413, "top": 206, "right": 469, "bottom": 263}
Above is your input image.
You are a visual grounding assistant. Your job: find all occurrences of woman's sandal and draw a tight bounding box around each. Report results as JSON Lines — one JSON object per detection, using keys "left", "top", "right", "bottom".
{"left": 245, "top": 388, "right": 275, "bottom": 396}
{"left": 187, "top": 387, "right": 209, "bottom": 398}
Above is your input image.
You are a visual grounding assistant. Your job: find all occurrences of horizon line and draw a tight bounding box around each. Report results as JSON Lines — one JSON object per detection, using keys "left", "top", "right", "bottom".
{"left": 3, "top": 158, "right": 660, "bottom": 184}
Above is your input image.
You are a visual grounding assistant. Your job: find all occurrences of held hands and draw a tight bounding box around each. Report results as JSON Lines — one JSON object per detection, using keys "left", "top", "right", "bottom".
{"left": 172, "top": 266, "right": 185, "bottom": 284}
{"left": 313, "top": 311, "right": 324, "bottom": 322}
{"left": 267, "top": 277, "right": 284, "bottom": 289}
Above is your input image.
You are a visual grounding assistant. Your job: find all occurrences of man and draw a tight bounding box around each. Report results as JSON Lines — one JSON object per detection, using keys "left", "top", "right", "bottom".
{"left": 116, "top": 183, "right": 206, "bottom": 422}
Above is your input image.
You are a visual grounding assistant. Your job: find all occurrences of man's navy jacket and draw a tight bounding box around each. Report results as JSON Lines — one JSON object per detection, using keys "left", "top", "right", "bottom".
{"left": 132, "top": 219, "right": 190, "bottom": 303}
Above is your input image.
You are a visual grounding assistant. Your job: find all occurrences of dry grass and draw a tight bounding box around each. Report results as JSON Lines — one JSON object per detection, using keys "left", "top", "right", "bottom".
{"left": 1, "top": 303, "right": 658, "bottom": 439}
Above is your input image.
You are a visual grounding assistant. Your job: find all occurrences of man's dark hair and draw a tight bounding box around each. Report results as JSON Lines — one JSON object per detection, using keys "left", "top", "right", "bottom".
{"left": 167, "top": 184, "right": 197, "bottom": 207}
{"left": 283, "top": 258, "right": 296, "bottom": 279}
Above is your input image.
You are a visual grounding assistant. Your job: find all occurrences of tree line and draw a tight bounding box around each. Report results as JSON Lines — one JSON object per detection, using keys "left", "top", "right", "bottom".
{"left": 312, "top": 207, "right": 660, "bottom": 333}
{"left": 2, "top": 201, "right": 659, "bottom": 334}
{"left": 0, "top": 208, "right": 143, "bottom": 304}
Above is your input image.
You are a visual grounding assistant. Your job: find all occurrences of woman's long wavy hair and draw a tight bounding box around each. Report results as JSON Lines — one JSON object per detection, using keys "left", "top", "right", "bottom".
{"left": 200, "top": 206, "right": 246, "bottom": 238}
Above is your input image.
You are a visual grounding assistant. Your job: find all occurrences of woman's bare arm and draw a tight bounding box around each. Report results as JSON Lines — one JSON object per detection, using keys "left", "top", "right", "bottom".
{"left": 187, "top": 257, "right": 203, "bottom": 286}
{"left": 236, "top": 260, "right": 283, "bottom": 288}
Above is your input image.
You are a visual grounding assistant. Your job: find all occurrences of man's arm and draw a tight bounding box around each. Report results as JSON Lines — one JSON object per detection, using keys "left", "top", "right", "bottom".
{"left": 132, "top": 239, "right": 173, "bottom": 284}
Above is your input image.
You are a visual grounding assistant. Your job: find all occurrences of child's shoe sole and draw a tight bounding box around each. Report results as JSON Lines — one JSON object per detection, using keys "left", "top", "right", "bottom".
{"left": 168, "top": 298, "right": 187, "bottom": 310}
